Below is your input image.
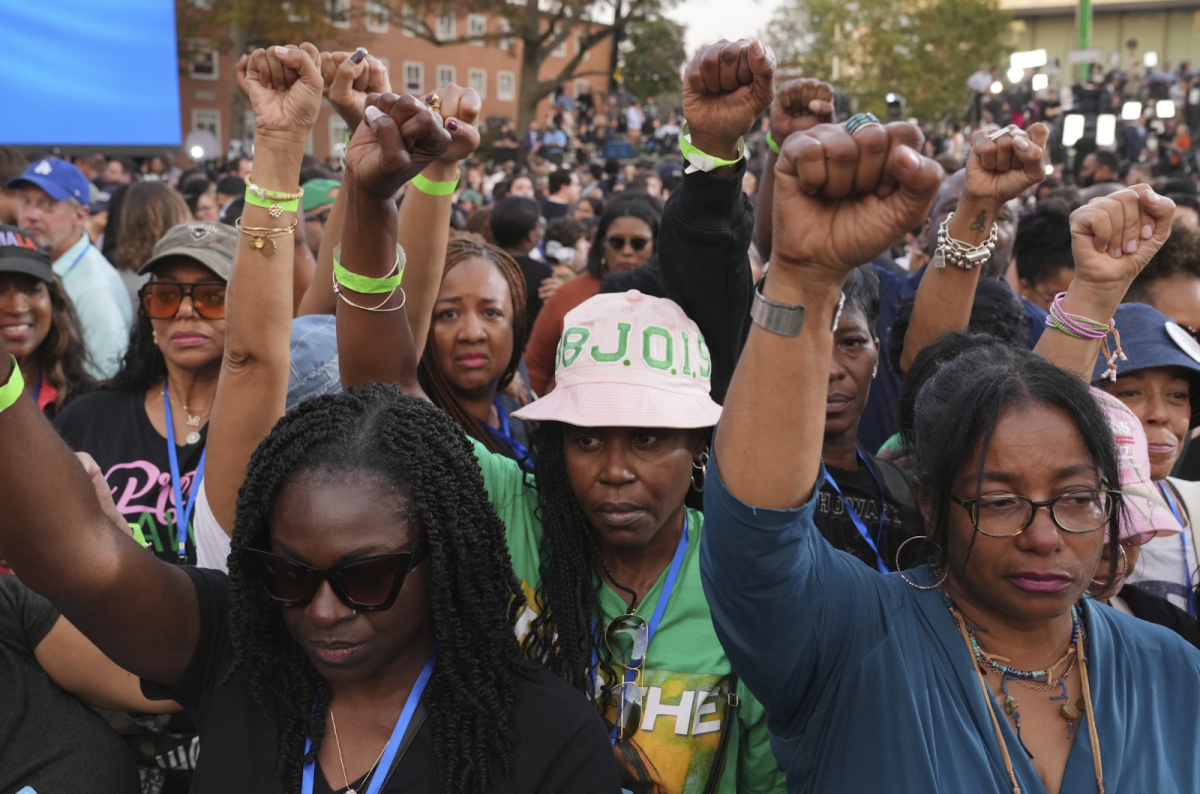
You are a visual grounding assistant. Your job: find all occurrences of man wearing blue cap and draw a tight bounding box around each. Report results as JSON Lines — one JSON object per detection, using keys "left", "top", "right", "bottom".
{"left": 8, "top": 159, "right": 131, "bottom": 379}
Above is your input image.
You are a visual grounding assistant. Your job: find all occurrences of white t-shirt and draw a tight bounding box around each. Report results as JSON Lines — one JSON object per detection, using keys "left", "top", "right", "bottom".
{"left": 192, "top": 480, "right": 231, "bottom": 573}
{"left": 1126, "top": 477, "right": 1200, "bottom": 612}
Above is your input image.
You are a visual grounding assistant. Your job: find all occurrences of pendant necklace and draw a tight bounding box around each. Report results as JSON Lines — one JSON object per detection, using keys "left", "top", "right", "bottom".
{"left": 330, "top": 708, "right": 388, "bottom": 794}
{"left": 164, "top": 391, "right": 209, "bottom": 445}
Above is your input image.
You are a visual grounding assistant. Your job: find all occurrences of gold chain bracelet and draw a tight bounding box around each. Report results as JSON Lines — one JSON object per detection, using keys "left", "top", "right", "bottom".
{"left": 234, "top": 217, "right": 296, "bottom": 257}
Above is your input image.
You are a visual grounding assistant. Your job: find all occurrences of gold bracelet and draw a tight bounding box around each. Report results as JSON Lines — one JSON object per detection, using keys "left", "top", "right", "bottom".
{"left": 243, "top": 174, "right": 304, "bottom": 201}
{"left": 234, "top": 217, "right": 296, "bottom": 257}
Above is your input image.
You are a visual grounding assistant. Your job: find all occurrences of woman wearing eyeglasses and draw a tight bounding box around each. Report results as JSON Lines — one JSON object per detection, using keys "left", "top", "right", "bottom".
{"left": 524, "top": 194, "right": 660, "bottom": 395}
{"left": 53, "top": 220, "right": 233, "bottom": 564}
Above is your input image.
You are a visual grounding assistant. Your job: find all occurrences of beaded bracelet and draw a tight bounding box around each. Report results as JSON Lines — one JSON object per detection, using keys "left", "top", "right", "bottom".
{"left": 1045, "top": 292, "right": 1127, "bottom": 381}
{"left": 411, "top": 173, "right": 459, "bottom": 197}
{"left": 244, "top": 175, "right": 304, "bottom": 217}
{"left": 0, "top": 355, "right": 24, "bottom": 414}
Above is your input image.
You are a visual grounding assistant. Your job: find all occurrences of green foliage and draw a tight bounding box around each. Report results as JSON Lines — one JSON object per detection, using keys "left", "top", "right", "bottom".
{"left": 176, "top": 0, "right": 349, "bottom": 56}
{"left": 621, "top": 13, "right": 687, "bottom": 101}
{"left": 766, "top": 0, "right": 1013, "bottom": 121}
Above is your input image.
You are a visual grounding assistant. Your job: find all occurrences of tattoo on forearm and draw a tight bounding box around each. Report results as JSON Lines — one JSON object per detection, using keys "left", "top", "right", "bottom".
{"left": 969, "top": 211, "right": 988, "bottom": 232}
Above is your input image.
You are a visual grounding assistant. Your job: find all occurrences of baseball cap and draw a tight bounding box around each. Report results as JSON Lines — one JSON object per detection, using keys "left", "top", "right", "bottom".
{"left": 0, "top": 223, "right": 54, "bottom": 283}
{"left": 302, "top": 178, "right": 341, "bottom": 212}
{"left": 1092, "top": 387, "right": 1183, "bottom": 544}
{"left": 138, "top": 222, "right": 237, "bottom": 281}
{"left": 6, "top": 159, "right": 91, "bottom": 207}
{"left": 458, "top": 190, "right": 483, "bottom": 205}
{"left": 1091, "top": 302, "right": 1200, "bottom": 426}
{"left": 513, "top": 290, "right": 722, "bottom": 428}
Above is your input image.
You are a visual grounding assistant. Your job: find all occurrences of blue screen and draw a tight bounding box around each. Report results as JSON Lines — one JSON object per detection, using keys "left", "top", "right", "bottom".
{"left": 0, "top": 0, "right": 182, "bottom": 146}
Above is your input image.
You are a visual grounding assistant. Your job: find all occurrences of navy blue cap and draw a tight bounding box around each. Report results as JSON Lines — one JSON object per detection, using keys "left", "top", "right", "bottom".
{"left": 5, "top": 159, "right": 91, "bottom": 207}
{"left": 1092, "top": 302, "right": 1200, "bottom": 424}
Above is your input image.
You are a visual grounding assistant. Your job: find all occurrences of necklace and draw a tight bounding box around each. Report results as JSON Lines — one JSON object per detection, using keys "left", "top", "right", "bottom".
{"left": 329, "top": 708, "right": 389, "bottom": 794}
{"left": 163, "top": 391, "right": 210, "bottom": 445}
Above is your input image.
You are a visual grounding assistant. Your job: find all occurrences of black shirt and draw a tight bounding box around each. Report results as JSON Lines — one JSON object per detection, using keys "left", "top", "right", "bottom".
{"left": 0, "top": 575, "right": 140, "bottom": 793}
{"left": 142, "top": 567, "right": 620, "bottom": 794}
{"left": 54, "top": 388, "right": 205, "bottom": 564}
{"left": 539, "top": 199, "right": 570, "bottom": 221}
{"left": 513, "top": 254, "right": 553, "bottom": 332}
{"left": 816, "top": 450, "right": 925, "bottom": 572}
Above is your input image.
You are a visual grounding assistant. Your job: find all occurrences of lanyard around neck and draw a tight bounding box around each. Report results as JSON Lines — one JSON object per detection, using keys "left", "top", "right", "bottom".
{"left": 60, "top": 239, "right": 90, "bottom": 278}
{"left": 1159, "top": 481, "right": 1195, "bottom": 617}
{"left": 484, "top": 397, "right": 533, "bottom": 466}
{"left": 162, "top": 377, "right": 206, "bottom": 561}
{"left": 303, "top": 649, "right": 437, "bottom": 794}
{"left": 824, "top": 450, "right": 889, "bottom": 574}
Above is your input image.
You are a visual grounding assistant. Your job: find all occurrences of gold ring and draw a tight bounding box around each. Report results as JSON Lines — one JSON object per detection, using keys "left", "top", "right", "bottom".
{"left": 426, "top": 92, "right": 441, "bottom": 112}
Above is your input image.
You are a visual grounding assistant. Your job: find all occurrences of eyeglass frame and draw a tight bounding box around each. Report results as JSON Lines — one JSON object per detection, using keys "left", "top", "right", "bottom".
{"left": 138, "top": 281, "right": 227, "bottom": 320}
{"left": 950, "top": 488, "right": 1121, "bottom": 538}
{"left": 240, "top": 537, "right": 429, "bottom": 612}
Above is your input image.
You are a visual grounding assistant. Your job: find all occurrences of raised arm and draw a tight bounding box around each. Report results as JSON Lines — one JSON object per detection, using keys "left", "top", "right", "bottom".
{"left": 1034, "top": 186, "right": 1174, "bottom": 378}
{"left": 659, "top": 40, "right": 773, "bottom": 404}
{"left": 336, "top": 94, "right": 451, "bottom": 391}
{"left": 205, "top": 44, "right": 324, "bottom": 534}
{"left": 751, "top": 78, "right": 835, "bottom": 262}
{"left": 898, "top": 123, "right": 1049, "bottom": 375}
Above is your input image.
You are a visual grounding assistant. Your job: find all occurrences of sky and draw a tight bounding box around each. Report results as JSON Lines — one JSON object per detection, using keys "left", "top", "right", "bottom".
{"left": 668, "top": 0, "right": 783, "bottom": 57}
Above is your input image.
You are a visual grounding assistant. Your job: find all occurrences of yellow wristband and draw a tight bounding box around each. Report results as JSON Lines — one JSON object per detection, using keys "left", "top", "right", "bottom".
{"left": 411, "top": 173, "right": 459, "bottom": 196}
{"left": 244, "top": 188, "right": 299, "bottom": 215}
{"left": 0, "top": 355, "right": 25, "bottom": 413}
{"left": 767, "top": 131, "right": 781, "bottom": 155}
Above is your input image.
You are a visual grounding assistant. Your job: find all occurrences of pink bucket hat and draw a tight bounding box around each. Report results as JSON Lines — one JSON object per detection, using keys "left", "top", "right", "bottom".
{"left": 1092, "top": 387, "right": 1183, "bottom": 544}
{"left": 512, "top": 291, "right": 723, "bottom": 428}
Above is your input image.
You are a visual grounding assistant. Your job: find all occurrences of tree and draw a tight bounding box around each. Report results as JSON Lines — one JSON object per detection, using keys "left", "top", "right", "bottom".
{"left": 620, "top": 13, "right": 686, "bottom": 102}
{"left": 395, "top": 0, "right": 673, "bottom": 131}
{"left": 764, "top": 0, "right": 1012, "bottom": 122}
{"left": 176, "top": 0, "right": 351, "bottom": 149}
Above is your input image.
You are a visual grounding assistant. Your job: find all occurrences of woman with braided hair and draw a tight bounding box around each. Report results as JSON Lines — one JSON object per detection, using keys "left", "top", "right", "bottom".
{"left": 0, "top": 45, "right": 616, "bottom": 794}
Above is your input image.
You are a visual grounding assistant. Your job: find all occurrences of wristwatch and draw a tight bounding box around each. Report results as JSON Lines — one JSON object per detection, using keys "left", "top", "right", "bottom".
{"left": 750, "top": 282, "right": 807, "bottom": 337}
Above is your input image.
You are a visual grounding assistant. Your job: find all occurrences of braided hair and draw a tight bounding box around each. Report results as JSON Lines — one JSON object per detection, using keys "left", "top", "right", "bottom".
{"left": 226, "top": 383, "right": 535, "bottom": 794}
{"left": 417, "top": 238, "right": 528, "bottom": 456}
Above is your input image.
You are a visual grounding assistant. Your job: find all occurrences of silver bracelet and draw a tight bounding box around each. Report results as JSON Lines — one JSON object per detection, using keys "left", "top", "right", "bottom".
{"left": 931, "top": 211, "right": 998, "bottom": 270}
{"left": 750, "top": 282, "right": 806, "bottom": 337}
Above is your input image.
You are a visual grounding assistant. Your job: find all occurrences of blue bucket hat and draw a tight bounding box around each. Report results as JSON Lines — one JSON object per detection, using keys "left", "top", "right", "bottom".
{"left": 1092, "top": 302, "right": 1200, "bottom": 426}
{"left": 287, "top": 314, "right": 342, "bottom": 410}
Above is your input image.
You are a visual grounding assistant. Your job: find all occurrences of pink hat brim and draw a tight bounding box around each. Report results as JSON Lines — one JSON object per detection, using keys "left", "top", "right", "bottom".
{"left": 512, "top": 381, "right": 723, "bottom": 428}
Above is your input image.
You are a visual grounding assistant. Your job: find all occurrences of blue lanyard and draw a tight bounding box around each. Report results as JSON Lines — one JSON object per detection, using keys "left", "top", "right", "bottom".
{"left": 485, "top": 397, "right": 533, "bottom": 467}
{"left": 599, "top": 514, "right": 689, "bottom": 745}
{"left": 162, "top": 377, "right": 206, "bottom": 562}
{"left": 1160, "top": 482, "right": 1195, "bottom": 617}
{"left": 60, "top": 240, "right": 90, "bottom": 278}
{"left": 303, "top": 649, "right": 436, "bottom": 794}
{"left": 824, "top": 451, "right": 889, "bottom": 574}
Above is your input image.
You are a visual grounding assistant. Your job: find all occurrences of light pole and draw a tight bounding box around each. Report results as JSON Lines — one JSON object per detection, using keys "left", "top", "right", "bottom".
{"left": 1078, "top": 0, "right": 1093, "bottom": 82}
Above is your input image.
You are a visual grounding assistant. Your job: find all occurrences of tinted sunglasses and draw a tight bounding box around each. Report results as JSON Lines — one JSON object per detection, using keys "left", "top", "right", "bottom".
{"left": 604, "top": 612, "right": 649, "bottom": 740}
{"left": 241, "top": 538, "right": 428, "bottom": 611}
{"left": 139, "top": 282, "right": 226, "bottom": 320}
{"left": 606, "top": 235, "right": 650, "bottom": 252}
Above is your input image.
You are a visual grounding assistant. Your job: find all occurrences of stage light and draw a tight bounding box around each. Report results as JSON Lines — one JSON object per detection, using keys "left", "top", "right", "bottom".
{"left": 1063, "top": 114, "right": 1085, "bottom": 147}
{"left": 1156, "top": 99, "right": 1176, "bottom": 118}
{"left": 1096, "top": 114, "right": 1116, "bottom": 146}
{"left": 1122, "top": 101, "right": 1143, "bottom": 120}
{"left": 990, "top": 81, "right": 1004, "bottom": 94}
{"left": 1032, "top": 74, "right": 1048, "bottom": 91}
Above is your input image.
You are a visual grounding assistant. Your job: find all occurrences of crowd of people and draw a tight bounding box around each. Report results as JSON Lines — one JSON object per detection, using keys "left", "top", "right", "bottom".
{"left": 3, "top": 34, "right": 1200, "bottom": 794}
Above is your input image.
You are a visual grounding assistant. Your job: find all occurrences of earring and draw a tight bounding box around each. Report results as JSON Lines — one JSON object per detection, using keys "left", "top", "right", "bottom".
{"left": 691, "top": 451, "right": 710, "bottom": 493}
{"left": 872, "top": 365, "right": 878, "bottom": 379}
{"left": 152, "top": 330, "right": 159, "bottom": 344}
{"left": 1090, "top": 545, "right": 1129, "bottom": 589}
{"left": 895, "top": 535, "right": 949, "bottom": 590}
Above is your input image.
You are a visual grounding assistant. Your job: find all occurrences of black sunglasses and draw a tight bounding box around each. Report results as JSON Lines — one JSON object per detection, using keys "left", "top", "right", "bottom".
{"left": 139, "top": 281, "right": 226, "bottom": 320}
{"left": 241, "top": 538, "right": 428, "bottom": 611}
{"left": 606, "top": 235, "right": 650, "bottom": 252}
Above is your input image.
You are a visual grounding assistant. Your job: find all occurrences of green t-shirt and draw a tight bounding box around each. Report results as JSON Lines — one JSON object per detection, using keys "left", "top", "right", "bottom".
{"left": 471, "top": 438, "right": 785, "bottom": 794}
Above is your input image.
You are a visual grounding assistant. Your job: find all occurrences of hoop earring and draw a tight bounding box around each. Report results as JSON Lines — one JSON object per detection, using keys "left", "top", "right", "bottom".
{"left": 691, "top": 451, "right": 709, "bottom": 493}
{"left": 895, "top": 534, "right": 949, "bottom": 590}
{"left": 1090, "top": 545, "right": 1129, "bottom": 590}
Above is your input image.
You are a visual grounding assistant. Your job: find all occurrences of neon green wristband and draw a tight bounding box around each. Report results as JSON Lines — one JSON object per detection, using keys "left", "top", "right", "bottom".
{"left": 244, "top": 188, "right": 300, "bottom": 214}
{"left": 679, "top": 122, "right": 745, "bottom": 174}
{"left": 411, "top": 172, "right": 459, "bottom": 196}
{"left": 331, "top": 244, "right": 406, "bottom": 294}
{"left": 767, "top": 131, "right": 781, "bottom": 155}
{"left": 128, "top": 523, "right": 149, "bottom": 547}
{"left": 0, "top": 355, "right": 24, "bottom": 413}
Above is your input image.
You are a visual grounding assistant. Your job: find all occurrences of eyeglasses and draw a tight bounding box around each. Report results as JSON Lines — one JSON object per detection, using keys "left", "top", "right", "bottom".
{"left": 606, "top": 235, "right": 650, "bottom": 252}
{"left": 604, "top": 612, "right": 648, "bottom": 740}
{"left": 139, "top": 282, "right": 226, "bottom": 320}
{"left": 241, "top": 538, "right": 428, "bottom": 611}
{"left": 951, "top": 489, "right": 1118, "bottom": 538}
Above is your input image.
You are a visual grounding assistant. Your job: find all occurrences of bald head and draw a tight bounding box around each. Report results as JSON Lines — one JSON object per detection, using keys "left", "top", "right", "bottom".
{"left": 923, "top": 169, "right": 1020, "bottom": 279}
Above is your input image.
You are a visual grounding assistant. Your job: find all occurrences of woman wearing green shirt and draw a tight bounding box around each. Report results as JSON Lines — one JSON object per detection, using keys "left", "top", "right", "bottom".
{"left": 332, "top": 42, "right": 787, "bottom": 794}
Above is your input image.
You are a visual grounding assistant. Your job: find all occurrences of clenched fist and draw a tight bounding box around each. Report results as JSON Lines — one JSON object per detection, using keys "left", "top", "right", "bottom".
{"left": 1070, "top": 185, "right": 1175, "bottom": 300}
{"left": 682, "top": 39, "right": 776, "bottom": 160}
{"left": 243, "top": 44, "right": 324, "bottom": 148}
{"left": 345, "top": 93, "right": 452, "bottom": 199}
{"left": 771, "top": 78, "right": 835, "bottom": 145}
{"left": 963, "top": 123, "right": 1050, "bottom": 205}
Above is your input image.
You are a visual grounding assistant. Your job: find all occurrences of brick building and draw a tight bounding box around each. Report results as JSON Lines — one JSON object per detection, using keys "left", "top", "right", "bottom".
{"left": 179, "top": 6, "right": 613, "bottom": 164}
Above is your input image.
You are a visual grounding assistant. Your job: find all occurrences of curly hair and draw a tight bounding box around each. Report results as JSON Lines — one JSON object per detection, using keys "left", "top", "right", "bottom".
{"left": 115, "top": 182, "right": 192, "bottom": 273}
{"left": 107, "top": 310, "right": 166, "bottom": 392}
{"left": 225, "top": 383, "right": 534, "bottom": 794}
{"left": 1124, "top": 220, "right": 1200, "bottom": 305}
{"left": 417, "top": 238, "right": 528, "bottom": 457}
{"left": 36, "top": 276, "right": 95, "bottom": 414}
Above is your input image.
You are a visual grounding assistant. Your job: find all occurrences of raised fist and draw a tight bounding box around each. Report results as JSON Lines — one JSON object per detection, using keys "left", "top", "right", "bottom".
{"left": 320, "top": 49, "right": 392, "bottom": 131}
{"left": 682, "top": 39, "right": 776, "bottom": 159}
{"left": 772, "top": 122, "right": 943, "bottom": 279}
{"left": 345, "top": 93, "right": 452, "bottom": 199}
{"left": 1069, "top": 185, "right": 1175, "bottom": 299}
{"left": 422, "top": 84, "right": 482, "bottom": 165}
{"left": 770, "top": 78, "right": 835, "bottom": 143}
{"left": 243, "top": 44, "right": 324, "bottom": 147}
{"left": 963, "top": 123, "right": 1050, "bottom": 205}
